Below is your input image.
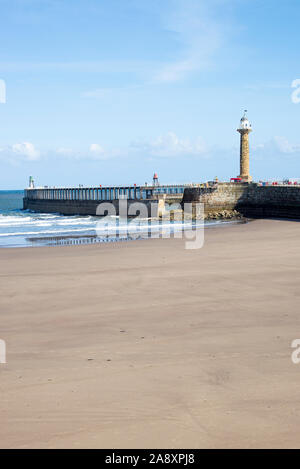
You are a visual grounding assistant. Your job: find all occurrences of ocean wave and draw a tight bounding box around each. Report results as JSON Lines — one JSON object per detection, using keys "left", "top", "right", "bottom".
{"left": 0, "top": 221, "right": 204, "bottom": 238}
{"left": 0, "top": 203, "right": 230, "bottom": 247}
{"left": 0, "top": 227, "right": 98, "bottom": 237}
{"left": 0, "top": 220, "right": 98, "bottom": 228}
{"left": 0, "top": 212, "right": 99, "bottom": 229}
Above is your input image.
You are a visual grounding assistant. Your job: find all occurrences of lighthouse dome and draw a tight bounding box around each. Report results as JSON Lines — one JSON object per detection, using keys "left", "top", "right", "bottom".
{"left": 239, "top": 110, "right": 252, "bottom": 130}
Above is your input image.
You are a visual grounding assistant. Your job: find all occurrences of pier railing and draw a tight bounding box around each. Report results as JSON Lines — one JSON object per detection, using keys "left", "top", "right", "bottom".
{"left": 24, "top": 185, "right": 189, "bottom": 202}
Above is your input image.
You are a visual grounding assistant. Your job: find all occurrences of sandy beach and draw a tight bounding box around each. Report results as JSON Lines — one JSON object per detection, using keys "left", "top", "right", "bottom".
{"left": 1, "top": 219, "right": 300, "bottom": 449}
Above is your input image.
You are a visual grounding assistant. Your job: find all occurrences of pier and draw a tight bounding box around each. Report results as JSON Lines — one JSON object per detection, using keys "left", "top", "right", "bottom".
{"left": 23, "top": 184, "right": 190, "bottom": 217}
{"left": 24, "top": 182, "right": 300, "bottom": 220}
{"left": 24, "top": 184, "right": 187, "bottom": 202}
{"left": 23, "top": 111, "right": 300, "bottom": 221}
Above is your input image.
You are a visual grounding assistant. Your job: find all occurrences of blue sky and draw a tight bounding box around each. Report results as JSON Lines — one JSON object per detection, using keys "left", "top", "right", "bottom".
{"left": 0, "top": 0, "right": 300, "bottom": 189}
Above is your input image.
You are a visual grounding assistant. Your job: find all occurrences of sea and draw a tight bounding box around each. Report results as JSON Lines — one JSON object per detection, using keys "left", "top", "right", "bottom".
{"left": 0, "top": 190, "right": 234, "bottom": 248}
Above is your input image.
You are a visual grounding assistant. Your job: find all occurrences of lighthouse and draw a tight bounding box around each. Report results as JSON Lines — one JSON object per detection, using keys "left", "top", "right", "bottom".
{"left": 153, "top": 173, "right": 159, "bottom": 186}
{"left": 29, "top": 176, "right": 35, "bottom": 189}
{"left": 237, "top": 110, "right": 252, "bottom": 182}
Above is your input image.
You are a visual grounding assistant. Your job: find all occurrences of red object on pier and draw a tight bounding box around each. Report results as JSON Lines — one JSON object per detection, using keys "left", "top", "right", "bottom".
{"left": 230, "top": 178, "right": 242, "bottom": 183}
{"left": 153, "top": 173, "right": 159, "bottom": 187}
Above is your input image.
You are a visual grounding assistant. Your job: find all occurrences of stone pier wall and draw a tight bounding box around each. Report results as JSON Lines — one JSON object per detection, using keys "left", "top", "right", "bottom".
{"left": 24, "top": 184, "right": 300, "bottom": 220}
{"left": 23, "top": 198, "right": 160, "bottom": 218}
{"left": 183, "top": 184, "right": 300, "bottom": 219}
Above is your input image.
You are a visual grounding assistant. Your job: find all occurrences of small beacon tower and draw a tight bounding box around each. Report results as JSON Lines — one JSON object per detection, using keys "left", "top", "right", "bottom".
{"left": 29, "top": 176, "right": 35, "bottom": 189}
{"left": 153, "top": 173, "right": 159, "bottom": 186}
{"left": 237, "top": 110, "right": 252, "bottom": 182}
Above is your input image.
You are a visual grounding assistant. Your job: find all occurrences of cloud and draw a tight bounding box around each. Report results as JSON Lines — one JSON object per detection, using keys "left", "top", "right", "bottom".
{"left": 0, "top": 0, "right": 232, "bottom": 105}
{"left": 11, "top": 142, "right": 40, "bottom": 161}
{"left": 53, "top": 133, "right": 207, "bottom": 161}
{"left": 153, "top": 0, "right": 223, "bottom": 83}
{"left": 0, "top": 60, "right": 154, "bottom": 74}
{"left": 71, "top": 1, "right": 228, "bottom": 92}
{"left": 0, "top": 130, "right": 206, "bottom": 166}
{"left": 12, "top": 142, "right": 40, "bottom": 161}
{"left": 90, "top": 144, "right": 105, "bottom": 155}
{"left": 273, "top": 136, "right": 300, "bottom": 154}
{"left": 55, "top": 144, "right": 117, "bottom": 160}
{"left": 0, "top": 1, "right": 227, "bottom": 94}
{"left": 131, "top": 131, "right": 207, "bottom": 158}
{"left": 253, "top": 136, "right": 300, "bottom": 160}
{"left": 244, "top": 83, "right": 290, "bottom": 91}
{"left": 56, "top": 147, "right": 75, "bottom": 156}
{"left": 0, "top": 142, "right": 41, "bottom": 164}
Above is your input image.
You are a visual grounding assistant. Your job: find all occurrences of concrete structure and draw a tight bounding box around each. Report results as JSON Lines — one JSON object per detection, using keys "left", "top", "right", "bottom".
{"left": 237, "top": 111, "right": 252, "bottom": 182}
{"left": 183, "top": 183, "right": 300, "bottom": 219}
{"left": 23, "top": 184, "right": 187, "bottom": 217}
{"left": 25, "top": 181, "right": 300, "bottom": 221}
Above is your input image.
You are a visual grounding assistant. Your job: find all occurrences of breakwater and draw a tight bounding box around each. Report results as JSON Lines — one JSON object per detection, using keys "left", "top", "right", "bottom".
{"left": 183, "top": 183, "right": 300, "bottom": 219}
{"left": 24, "top": 183, "right": 300, "bottom": 220}
{"left": 23, "top": 185, "right": 185, "bottom": 217}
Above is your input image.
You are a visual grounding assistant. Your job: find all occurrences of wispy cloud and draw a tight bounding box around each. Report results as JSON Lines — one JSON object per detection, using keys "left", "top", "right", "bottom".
{"left": 0, "top": 60, "right": 154, "bottom": 74}
{"left": 55, "top": 144, "right": 120, "bottom": 161}
{"left": 56, "top": 147, "right": 74, "bottom": 156}
{"left": 57, "top": 133, "right": 208, "bottom": 160}
{"left": 153, "top": 0, "right": 223, "bottom": 83}
{"left": 253, "top": 136, "right": 300, "bottom": 158}
{"left": 273, "top": 136, "right": 300, "bottom": 154}
{"left": 89, "top": 144, "right": 105, "bottom": 155}
{"left": 131, "top": 131, "right": 207, "bottom": 158}
{"left": 0, "top": 142, "right": 41, "bottom": 163}
{"left": 0, "top": 142, "right": 115, "bottom": 164}
{"left": 0, "top": 1, "right": 229, "bottom": 94}
{"left": 12, "top": 142, "right": 40, "bottom": 161}
{"left": 0, "top": 131, "right": 208, "bottom": 165}
{"left": 244, "top": 83, "right": 290, "bottom": 91}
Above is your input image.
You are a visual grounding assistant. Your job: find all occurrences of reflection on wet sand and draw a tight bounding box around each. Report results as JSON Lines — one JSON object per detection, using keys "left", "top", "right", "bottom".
{"left": 27, "top": 233, "right": 152, "bottom": 246}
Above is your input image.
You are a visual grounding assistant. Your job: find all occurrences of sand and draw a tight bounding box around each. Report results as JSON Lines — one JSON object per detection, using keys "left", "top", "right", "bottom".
{"left": 0, "top": 219, "right": 300, "bottom": 449}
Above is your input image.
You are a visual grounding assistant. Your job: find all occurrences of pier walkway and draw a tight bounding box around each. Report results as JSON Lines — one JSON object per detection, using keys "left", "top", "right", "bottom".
{"left": 24, "top": 185, "right": 189, "bottom": 202}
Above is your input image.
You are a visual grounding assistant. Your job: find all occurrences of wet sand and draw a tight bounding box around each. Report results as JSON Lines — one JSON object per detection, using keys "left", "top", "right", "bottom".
{"left": 0, "top": 219, "right": 300, "bottom": 449}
